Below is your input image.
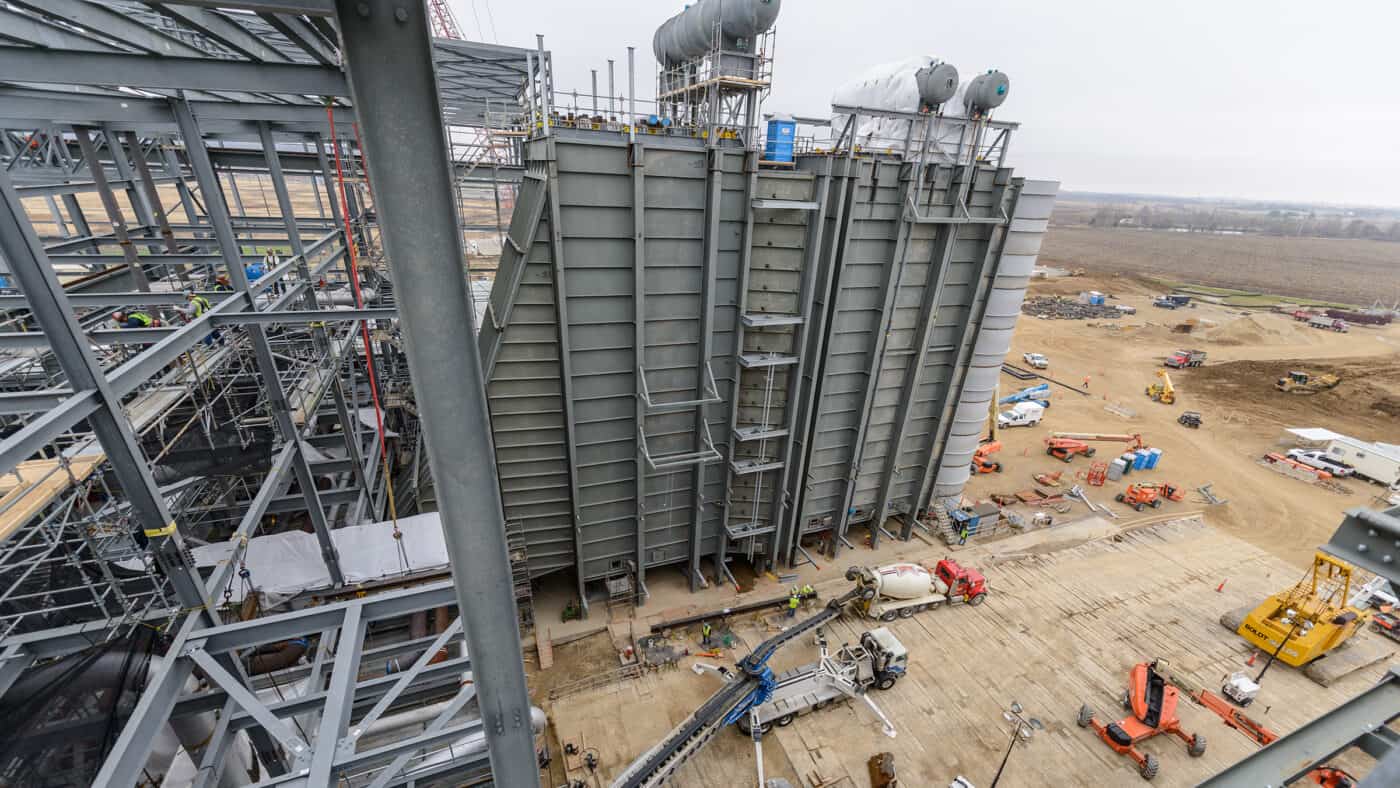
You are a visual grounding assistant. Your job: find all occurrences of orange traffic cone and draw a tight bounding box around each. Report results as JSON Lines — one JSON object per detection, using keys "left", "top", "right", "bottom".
{"left": 1216, "top": 579, "right": 1227, "bottom": 592}
{"left": 1246, "top": 651, "right": 1258, "bottom": 667}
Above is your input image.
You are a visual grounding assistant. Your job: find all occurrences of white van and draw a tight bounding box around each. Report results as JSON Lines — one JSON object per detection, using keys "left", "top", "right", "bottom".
{"left": 997, "top": 402, "right": 1045, "bottom": 429}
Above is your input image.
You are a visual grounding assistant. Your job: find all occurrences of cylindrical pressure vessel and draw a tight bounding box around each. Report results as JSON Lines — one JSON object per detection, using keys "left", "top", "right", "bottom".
{"left": 915, "top": 62, "right": 959, "bottom": 108}
{"left": 872, "top": 563, "right": 935, "bottom": 600}
{"left": 963, "top": 70, "right": 1010, "bottom": 115}
{"left": 653, "top": 0, "right": 782, "bottom": 66}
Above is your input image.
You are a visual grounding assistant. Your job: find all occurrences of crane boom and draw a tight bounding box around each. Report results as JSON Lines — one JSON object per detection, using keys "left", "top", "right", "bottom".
{"left": 1049, "top": 431, "right": 1145, "bottom": 447}
{"left": 611, "top": 588, "right": 864, "bottom": 787}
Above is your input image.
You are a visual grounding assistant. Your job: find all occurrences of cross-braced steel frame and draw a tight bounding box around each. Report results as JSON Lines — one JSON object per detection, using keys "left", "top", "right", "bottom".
{"left": 0, "top": 2, "right": 547, "bottom": 785}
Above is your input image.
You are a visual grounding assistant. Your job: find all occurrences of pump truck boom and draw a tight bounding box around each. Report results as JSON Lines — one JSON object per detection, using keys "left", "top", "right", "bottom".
{"left": 610, "top": 584, "right": 867, "bottom": 788}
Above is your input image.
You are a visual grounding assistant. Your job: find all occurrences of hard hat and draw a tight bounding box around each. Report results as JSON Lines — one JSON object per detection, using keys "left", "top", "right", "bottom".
{"left": 112, "top": 311, "right": 124, "bottom": 319}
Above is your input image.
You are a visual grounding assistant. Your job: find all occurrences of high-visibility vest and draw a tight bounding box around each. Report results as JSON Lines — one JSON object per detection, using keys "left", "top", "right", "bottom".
{"left": 702, "top": 623, "right": 712, "bottom": 636}
{"left": 788, "top": 597, "right": 799, "bottom": 609}
{"left": 190, "top": 295, "right": 211, "bottom": 317}
{"left": 127, "top": 312, "right": 154, "bottom": 327}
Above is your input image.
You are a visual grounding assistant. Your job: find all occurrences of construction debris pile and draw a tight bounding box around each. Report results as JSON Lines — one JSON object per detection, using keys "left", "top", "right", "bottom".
{"left": 1021, "top": 296, "right": 1124, "bottom": 320}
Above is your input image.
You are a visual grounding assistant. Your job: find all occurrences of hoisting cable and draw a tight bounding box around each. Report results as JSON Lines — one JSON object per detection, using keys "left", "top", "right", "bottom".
{"left": 326, "top": 102, "right": 410, "bottom": 572}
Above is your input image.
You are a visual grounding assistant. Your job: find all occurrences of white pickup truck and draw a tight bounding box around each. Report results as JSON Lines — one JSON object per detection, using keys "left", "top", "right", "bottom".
{"left": 1022, "top": 352, "right": 1049, "bottom": 369}
{"left": 997, "top": 402, "right": 1044, "bottom": 429}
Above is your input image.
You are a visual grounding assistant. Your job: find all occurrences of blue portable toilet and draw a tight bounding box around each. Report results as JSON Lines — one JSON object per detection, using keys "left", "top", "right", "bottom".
{"left": 764, "top": 115, "right": 796, "bottom": 163}
{"left": 1146, "top": 447, "right": 1162, "bottom": 469}
{"left": 1132, "top": 449, "right": 1149, "bottom": 470}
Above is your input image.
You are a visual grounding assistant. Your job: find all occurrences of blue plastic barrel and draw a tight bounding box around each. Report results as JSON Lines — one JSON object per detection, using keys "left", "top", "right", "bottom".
{"left": 764, "top": 117, "right": 796, "bottom": 162}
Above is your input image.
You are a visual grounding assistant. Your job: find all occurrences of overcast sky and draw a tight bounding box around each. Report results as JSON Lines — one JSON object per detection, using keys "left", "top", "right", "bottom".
{"left": 449, "top": 0, "right": 1400, "bottom": 207}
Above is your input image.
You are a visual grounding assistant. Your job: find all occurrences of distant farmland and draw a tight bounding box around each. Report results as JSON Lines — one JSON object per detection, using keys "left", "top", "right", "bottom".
{"left": 1040, "top": 226, "right": 1400, "bottom": 307}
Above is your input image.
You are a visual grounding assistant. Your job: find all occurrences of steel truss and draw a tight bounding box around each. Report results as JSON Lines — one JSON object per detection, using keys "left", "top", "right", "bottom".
{"left": 0, "top": 1, "right": 545, "bottom": 785}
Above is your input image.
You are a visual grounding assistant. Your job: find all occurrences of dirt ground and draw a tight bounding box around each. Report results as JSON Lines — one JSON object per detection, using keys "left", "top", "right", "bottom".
{"left": 1039, "top": 226, "right": 1400, "bottom": 306}
{"left": 979, "top": 274, "right": 1400, "bottom": 568}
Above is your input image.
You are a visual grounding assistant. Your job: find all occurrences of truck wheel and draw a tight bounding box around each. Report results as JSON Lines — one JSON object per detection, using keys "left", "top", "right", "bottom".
{"left": 875, "top": 676, "right": 897, "bottom": 691}
{"left": 1135, "top": 502, "right": 1146, "bottom": 512}
{"left": 813, "top": 699, "right": 831, "bottom": 711}
{"left": 845, "top": 566, "right": 859, "bottom": 581}
{"left": 776, "top": 713, "right": 796, "bottom": 727}
{"left": 1152, "top": 499, "right": 1163, "bottom": 508}
{"left": 880, "top": 610, "right": 898, "bottom": 622}
{"left": 992, "top": 462, "right": 1003, "bottom": 473}
{"left": 1062, "top": 455, "right": 1074, "bottom": 464}
{"left": 1140, "top": 754, "right": 1159, "bottom": 780}
{"left": 1086, "top": 447, "right": 1096, "bottom": 457}
{"left": 897, "top": 606, "right": 915, "bottom": 618}
{"left": 968, "top": 592, "right": 987, "bottom": 606}
{"left": 1188, "top": 733, "right": 1206, "bottom": 757}
{"left": 1076, "top": 704, "right": 1094, "bottom": 728}
{"left": 1115, "top": 493, "right": 1125, "bottom": 503}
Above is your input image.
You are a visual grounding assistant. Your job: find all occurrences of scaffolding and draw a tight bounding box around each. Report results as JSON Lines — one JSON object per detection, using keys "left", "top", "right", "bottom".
{"left": 0, "top": 2, "right": 544, "bottom": 786}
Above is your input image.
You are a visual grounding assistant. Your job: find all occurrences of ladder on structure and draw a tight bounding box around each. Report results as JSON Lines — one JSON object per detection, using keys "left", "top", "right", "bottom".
{"left": 605, "top": 562, "right": 638, "bottom": 621}
{"left": 506, "top": 520, "right": 534, "bottom": 632}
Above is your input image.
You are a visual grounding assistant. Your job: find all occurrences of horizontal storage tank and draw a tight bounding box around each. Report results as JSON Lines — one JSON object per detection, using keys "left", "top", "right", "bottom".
{"left": 653, "top": 0, "right": 782, "bottom": 66}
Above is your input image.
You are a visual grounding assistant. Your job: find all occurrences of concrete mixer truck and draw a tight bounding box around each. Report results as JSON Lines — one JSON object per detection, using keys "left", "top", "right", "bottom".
{"left": 845, "top": 560, "right": 988, "bottom": 621}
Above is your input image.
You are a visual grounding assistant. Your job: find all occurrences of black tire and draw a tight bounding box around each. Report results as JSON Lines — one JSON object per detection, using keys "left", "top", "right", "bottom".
{"left": 1046, "top": 447, "right": 1056, "bottom": 457}
{"left": 845, "top": 567, "right": 859, "bottom": 581}
{"left": 813, "top": 699, "right": 831, "bottom": 711}
{"left": 880, "top": 610, "right": 898, "bottom": 622}
{"left": 1062, "top": 454, "right": 1074, "bottom": 464}
{"left": 968, "top": 592, "right": 987, "bottom": 607}
{"left": 1140, "top": 754, "right": 1159, "bottom": 780}
{"left": 992, "top": 462, "right": 1003, "bottom": 473}
{"left": 1135, "top": 502, "right": 1146, "bottom": 512}
{"left": 1115, "top": 493, "right": 1126, "bottom": 503}
{"left": 875, "top": 676, "right": 896, "bottom": 691}
{"left": 897, "top": 606, "right": 915, "bottom": 619}
{"left": 1188, "top": 733, "right": 1206, "bottom": 757}
{"left": 1152, "top": 499, "right": 1163, "bottom": 508}
{"left": 776, "top": 713, "right": 796, "bottom": 728}
{"left": 1076, "top": 704, "right": 1094, "bottom": 728}
{"left": 1086, "top": 447, "right": 1096, "bottom": 457}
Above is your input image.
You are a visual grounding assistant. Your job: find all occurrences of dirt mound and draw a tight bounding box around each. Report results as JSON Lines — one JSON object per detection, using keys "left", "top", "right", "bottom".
{"left": 1204, "top": 314, "right": 1318, "bottom": 347}
{"left": 1187, "top": 357, "right": 1400, "bottom": 440}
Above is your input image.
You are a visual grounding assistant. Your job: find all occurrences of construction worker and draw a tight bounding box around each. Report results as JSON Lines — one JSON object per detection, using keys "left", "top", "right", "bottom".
{"left": 112, "top": 310, "right": 159, "bottom": 329}
{"left": 786, "top": 593, "right": 799, "bottom": 618}
{"left": 212, "top": 274, "right": 233, "bottom": 292}
{"left": 802, "top": 583, "right": 815, "bottom": 599}
{"left": 959, "top": 522, "right": 971, "bottom": 546}
{"left": 1082, "top": 374, "right": 1091, "bottom": 389}
{"left": 179, "top": 291, "right": 219, "bottom": 345}
{"left": 701, "top": 620, "right": 713, "bottom": 647}
{"left": 261, "top": 249, "right": 286, "bottom": 295}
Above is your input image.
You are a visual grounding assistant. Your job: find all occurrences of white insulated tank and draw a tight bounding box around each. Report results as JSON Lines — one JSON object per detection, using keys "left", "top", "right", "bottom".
{"left": 871, "top": 563, "right": 949, "bottom": 599}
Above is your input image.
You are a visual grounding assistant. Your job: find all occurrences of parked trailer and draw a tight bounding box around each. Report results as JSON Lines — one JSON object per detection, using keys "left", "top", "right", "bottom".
{"left": 846, "top": 561, "right": 988, "bottom": 621}
{"left": 1326, "top": 309, "right": 1392, "bottom": 326}
{"left": 731, "top": 628, "right": 906, "bottom": 737}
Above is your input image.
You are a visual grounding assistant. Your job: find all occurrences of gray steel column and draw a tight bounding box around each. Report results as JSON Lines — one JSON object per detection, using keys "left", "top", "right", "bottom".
{"left": 159, "top": 142, "right": 202, "bottom": 228}
{"left": 43, "top": 195, "right": 68, "bottom": 238}
{"left": 102, "top": 125, "right": 162, "bottom": 255}
{"left": 539, "top": 135, "right": 589, "bottom": 613}
{"left": 259, "top": 121, "right": 372, "bottom": 516}
{"left": 59, "top": 193, "right": 93, "bottom": 241}
{"left": 121, "top": 130, "right": 182, "bottom": 256}
{"left": 630, "top": 139, "right": 648, "bottom": 601}
{"left": 834, "top": 168, "right": 918, "bottom": 552}
{"left": 72, "top": 126, "right": 150, "bottom": 291}
{"left": 171, "top": 96, "right": 345, "bottom": 587}
{"left": 688, "top": 148, "right": 723, "bottom": 588}
{"left": 333, "top": 2, "right": 538, "bottom": 782}
{"left": 0, "top": 168, "right": 209, "bottom": 612}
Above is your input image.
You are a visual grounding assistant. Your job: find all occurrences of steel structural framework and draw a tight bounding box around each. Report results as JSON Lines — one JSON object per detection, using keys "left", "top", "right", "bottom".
{"left": 0, "top": 2, "right": 546, "bottom": 786}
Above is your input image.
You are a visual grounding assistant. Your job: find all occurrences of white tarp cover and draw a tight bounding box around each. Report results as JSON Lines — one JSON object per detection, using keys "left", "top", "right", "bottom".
{"left": 830, "top": 56, "right": 978, "bottom": 158}
{"left": 196, "top": 511, "right": 449, "bottom": 604}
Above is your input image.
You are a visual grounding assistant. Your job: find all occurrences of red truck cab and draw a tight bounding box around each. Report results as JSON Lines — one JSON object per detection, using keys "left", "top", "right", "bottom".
{"left": 935, "top": 559, "right": 987, "bottom": 601}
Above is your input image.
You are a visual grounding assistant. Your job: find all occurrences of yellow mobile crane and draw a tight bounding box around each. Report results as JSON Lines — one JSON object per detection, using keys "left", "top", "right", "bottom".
{"left": 1146, "top": 369, "right": 1175, "bottom": 404}
{"left": 1237, "top": 551, "right": 1370, "bottom": 667}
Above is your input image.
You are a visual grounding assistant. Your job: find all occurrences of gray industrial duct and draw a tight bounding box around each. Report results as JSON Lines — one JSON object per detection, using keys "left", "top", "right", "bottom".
{"left": 653, "top": 0, "right": 782, "bottom": 66}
